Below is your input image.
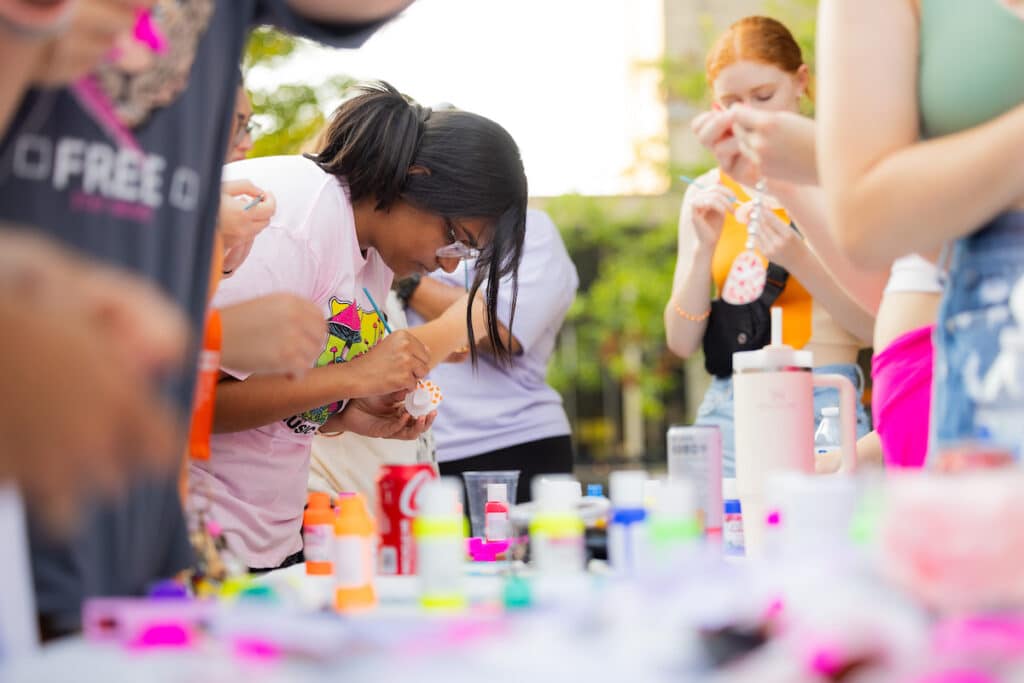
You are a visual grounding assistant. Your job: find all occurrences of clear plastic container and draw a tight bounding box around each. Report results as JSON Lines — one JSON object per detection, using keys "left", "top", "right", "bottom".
{"left": 461, "top": 471, "right": 519, "bottom": 539}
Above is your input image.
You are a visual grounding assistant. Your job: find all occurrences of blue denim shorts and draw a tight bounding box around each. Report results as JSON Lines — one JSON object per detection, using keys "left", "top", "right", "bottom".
{"left": 695, "top": 363, "right": 872, "bottom": 477}
{"left": 932, "top": 212, "right": 1024, "bottom": 455}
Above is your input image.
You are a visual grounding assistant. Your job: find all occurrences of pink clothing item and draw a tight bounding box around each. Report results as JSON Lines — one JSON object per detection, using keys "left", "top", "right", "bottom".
{"left": 190, "top": 156, "right": 393, "bottom": 569}
{"left": 871, "top": 324, "right": 935, "bottom": 469}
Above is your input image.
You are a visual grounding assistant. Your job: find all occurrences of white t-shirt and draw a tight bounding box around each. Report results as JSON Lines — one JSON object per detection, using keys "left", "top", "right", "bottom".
{"left": 407, "top": 209, "right": 578, "bottom": 463}
{"left": 190, "top": 155, "right": 393, "bottom": 569}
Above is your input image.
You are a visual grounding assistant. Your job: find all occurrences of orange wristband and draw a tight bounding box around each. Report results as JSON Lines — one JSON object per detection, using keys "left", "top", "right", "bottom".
{"left": 674, "top": 303, "right": 711, "bottom": 322}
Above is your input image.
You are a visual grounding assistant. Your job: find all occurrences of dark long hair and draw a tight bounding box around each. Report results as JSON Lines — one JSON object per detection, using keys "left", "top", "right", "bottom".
{"left": 306, "top": 81, "right": 527, "bottom": 366}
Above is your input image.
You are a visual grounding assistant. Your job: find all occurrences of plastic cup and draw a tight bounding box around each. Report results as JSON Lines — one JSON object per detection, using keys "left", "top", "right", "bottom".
{"left": 461, "top": 471, "right": 519, "bottom": 539}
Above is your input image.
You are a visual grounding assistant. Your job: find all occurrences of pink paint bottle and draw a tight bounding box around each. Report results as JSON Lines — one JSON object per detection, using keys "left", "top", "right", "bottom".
{"left": 484, "top": 483, "right": 510, "bottom": 542}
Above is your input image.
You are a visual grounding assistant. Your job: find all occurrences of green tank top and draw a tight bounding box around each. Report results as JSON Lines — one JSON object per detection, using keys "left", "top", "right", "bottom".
{"left": 919, "top": 0, "right": 1024, "bottom": 139}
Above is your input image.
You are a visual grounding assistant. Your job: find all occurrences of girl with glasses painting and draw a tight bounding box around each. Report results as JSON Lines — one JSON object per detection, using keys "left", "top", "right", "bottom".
{"left": 401, "top": 208, "right": 579, "bottom": 504}
{"left": 190, "top": 81, "right": 528, "bottom": 571}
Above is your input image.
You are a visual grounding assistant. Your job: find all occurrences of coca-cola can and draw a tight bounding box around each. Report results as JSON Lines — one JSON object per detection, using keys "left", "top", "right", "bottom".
{"left": 377, "top": 463, "right": 437, "bottom": 575}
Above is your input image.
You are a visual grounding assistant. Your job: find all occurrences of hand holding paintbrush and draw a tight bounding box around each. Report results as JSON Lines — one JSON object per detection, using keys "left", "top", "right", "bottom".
{"left": 219, "top": 180, "right": 275, "bottom": 275}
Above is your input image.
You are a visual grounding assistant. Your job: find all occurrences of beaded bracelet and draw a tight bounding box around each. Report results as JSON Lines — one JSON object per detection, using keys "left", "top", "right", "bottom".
{"left": 674, "top": 303, "right": 711, "bottom": 322}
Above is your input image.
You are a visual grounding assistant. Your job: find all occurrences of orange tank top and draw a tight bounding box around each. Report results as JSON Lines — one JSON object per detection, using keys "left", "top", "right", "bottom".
{"left": 711, "top": 173, "right": 812, "bottom": 349}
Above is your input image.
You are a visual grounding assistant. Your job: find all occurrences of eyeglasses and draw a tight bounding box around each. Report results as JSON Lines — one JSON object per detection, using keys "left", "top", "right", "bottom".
{"left": 232, "top": 114, "right": 260, "bottom": 147}
{"left": 435, "top": 219, "right": 480, "bottom": 260}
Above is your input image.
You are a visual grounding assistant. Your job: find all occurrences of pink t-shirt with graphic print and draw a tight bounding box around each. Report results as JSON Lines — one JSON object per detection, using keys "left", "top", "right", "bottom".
{"left": 190, "top": 155, "right": 393, "bottom": 569}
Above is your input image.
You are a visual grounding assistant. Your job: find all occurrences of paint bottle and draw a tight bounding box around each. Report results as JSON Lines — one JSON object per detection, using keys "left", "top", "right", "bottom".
{"left": 648, "top": 478, "right": 700, "bottom": 552}
{"left": 303, "top": 492, "right": 335, "bottom": 576}
{"left": 583, "top": 483, "right": 609, "bottom": 562}
{"left": 414, "top": 478, "right": 466, "bottom": 610}
{"left": 529, "top": 477, "right": 585, "bottom": 576}
{"left": 333, "top": 494, "right": 377, "bottom": 614}
{"left": 722, "top": 478, "right": 745, "bottom": 557}
{"left": 607, "top": 470, "right": 649, "bottom": 576}
{"left": 484, "top": 483, "right": 510, "bottom": 543}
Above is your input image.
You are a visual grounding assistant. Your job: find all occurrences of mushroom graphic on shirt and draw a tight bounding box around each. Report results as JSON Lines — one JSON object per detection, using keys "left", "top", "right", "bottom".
{"left": 326, "top": 301, "right": 363, "bottom": 363}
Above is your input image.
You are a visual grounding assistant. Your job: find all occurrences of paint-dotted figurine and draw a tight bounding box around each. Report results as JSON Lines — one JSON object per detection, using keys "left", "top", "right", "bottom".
{"left": 405, "top": 380, "right": 443, "bottom": 418}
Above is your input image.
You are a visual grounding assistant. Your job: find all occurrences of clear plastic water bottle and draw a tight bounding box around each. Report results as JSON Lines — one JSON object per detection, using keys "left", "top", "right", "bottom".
{"left": 814, "top": 406, "right": 842, "bottom": 474}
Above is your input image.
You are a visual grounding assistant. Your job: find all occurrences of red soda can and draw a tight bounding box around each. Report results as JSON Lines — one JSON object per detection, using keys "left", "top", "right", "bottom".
{"left": 377, "top": 464, "right": 437, "bottom": 575}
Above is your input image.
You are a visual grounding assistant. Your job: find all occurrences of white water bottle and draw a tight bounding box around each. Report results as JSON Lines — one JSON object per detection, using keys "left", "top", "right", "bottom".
{"left": 814, "top": 406, "right": 842, "bottom": 474}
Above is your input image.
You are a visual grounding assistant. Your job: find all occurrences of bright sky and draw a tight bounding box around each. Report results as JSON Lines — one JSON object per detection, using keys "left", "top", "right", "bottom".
{"left": 248, "top": 0, "right": 667, "bottom": 197}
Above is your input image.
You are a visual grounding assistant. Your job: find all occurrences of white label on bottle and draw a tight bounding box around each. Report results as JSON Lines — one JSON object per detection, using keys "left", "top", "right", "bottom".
{"left": 534, "top": 534, "right": 585, "bottom": 575}
{"left": 335, "top": 537, "right": 368, "bottom": 588}
{"left": 417, "top": 538, "right": 463, "bottom": 595}
{"left": 303, "top": 524, "right": 332, "bottom": 564}
{"left": 485, "top": 513, "right": 509, "bottom": 541}
{"left": 723, "top": 513, "right": 745, "bottom": 554}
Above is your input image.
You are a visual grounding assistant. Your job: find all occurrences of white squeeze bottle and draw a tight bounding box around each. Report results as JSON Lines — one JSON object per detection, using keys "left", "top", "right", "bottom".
{"left": 414, "top": 478, "right": 466, "bottom": 611}
{"left": 607, "top": 470, "right": 649, "bottom": 577}
{"left": 529, "top": 477, "right": 585, "bottom": 576}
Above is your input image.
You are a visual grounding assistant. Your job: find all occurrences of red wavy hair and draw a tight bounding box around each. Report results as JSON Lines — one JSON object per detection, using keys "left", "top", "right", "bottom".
{"left": 706, "top": 16, "right": 805, "bottom": 84}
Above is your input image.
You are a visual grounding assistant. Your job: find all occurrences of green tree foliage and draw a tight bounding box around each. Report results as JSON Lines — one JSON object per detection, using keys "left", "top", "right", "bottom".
{"left": 244, "top": 24, "right": 301, "bottom": 67}
{"left": 243, "top": 27, "right": 355, "bottom": 157}
{"left": 545, "top": 194, "right": 683, "bottom": 420}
